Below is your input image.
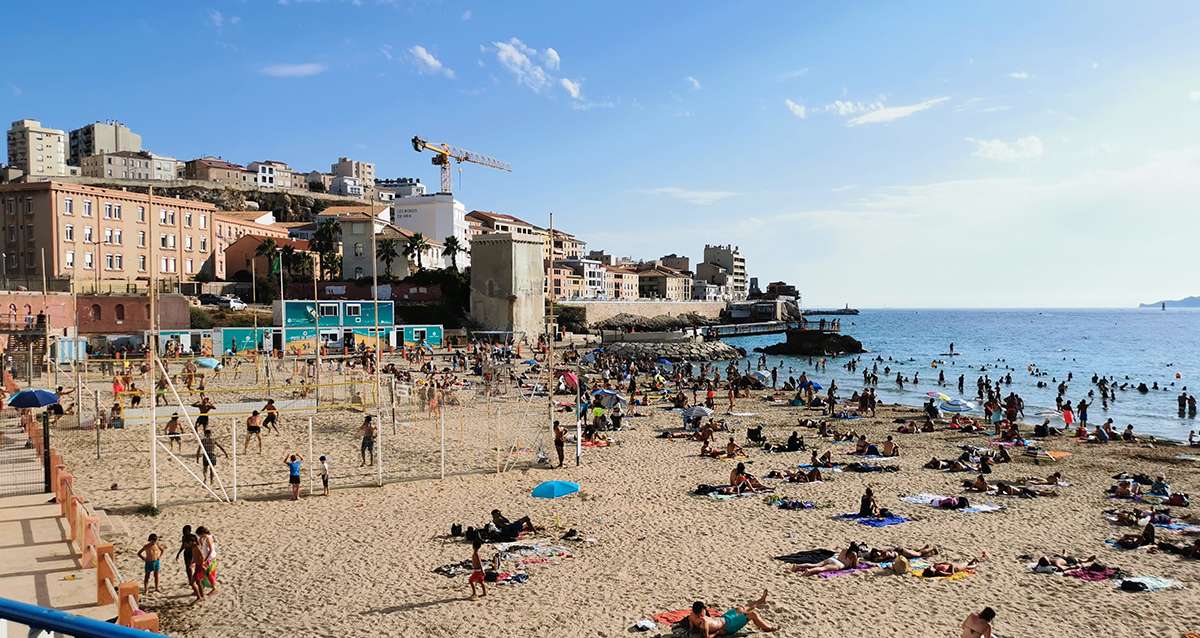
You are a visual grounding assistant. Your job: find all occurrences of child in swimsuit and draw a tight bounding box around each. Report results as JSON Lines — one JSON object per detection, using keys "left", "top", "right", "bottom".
{"left": 138, "top": 533, "right": 166, "bottom": 592}
{"left": 468, "top": 538, "right": 487, "bottom": 599}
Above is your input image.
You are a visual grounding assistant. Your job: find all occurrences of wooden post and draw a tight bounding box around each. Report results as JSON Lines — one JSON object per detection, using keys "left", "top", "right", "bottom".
{"left": 96, "top": 543, "right": 115, "bottom": 604}
{"left": 117, "top": 581, "right": 139, "bottom": 626}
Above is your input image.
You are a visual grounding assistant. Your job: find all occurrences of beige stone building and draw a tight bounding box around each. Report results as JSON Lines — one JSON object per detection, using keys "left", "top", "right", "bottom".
{"left": 0, "top": 181, "right": 216, "bottom": 285}
{"left": 469, "top": 233, "right": 545, "bottom": 336}
{"left": 185, "top": 157, "right": 254, "bottom": 186}
{"left": 7, "top": 120, "right": 67, "bottom": 177}
{"left": 68, "top": 121, "right": 142, "bottom": 166}
{"left": 80, "top": 151, "right": 183, "bottom": 181}
{"left": 604, "top": 265, "right": 639, "bottom": 299}
{"left": 213, "top": 211, "right": 289, "bottom": 280}
{"left": 637, "top": 264, "right": 692, "bottom": 301}
{"left": 331, "top": 157, "right": 375, "bottom": 197}
{"left": 701, "top": 244, "right": 747, "bottom": 299}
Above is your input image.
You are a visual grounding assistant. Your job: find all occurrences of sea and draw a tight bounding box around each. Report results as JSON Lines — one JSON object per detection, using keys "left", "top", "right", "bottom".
{"left": 725, "top": 308, "right": 1200, "bottom": 442}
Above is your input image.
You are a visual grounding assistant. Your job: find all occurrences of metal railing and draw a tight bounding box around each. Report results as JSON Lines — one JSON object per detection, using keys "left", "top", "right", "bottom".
{"left": 0, "top": 596, "right": 163, "bottom": 638}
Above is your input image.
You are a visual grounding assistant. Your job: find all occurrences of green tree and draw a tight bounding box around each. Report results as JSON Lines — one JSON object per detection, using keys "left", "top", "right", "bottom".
{"left": 279, "top": 245, "right": 297, "bottom": 285}
{"left": 442, "top": 235, "right": 466, "bottom": 270}
{"left": 403, "top": 233, "right": 431, "bottom": 271}
{"left": 310, "top": 218, "right": 342, "bottom": 279}
{"left": 377, "top": 238, "right": 399, "bottom": 279}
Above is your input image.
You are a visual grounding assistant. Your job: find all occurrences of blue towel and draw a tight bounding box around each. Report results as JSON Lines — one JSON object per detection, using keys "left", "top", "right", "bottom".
{"left": 833, "top": 513, "right": 910, "bottom": 527}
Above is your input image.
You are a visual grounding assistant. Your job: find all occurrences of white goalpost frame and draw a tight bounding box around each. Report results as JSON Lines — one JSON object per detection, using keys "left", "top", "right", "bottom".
{"left": 152, "top": 356, "right": 231, "bottom": 503}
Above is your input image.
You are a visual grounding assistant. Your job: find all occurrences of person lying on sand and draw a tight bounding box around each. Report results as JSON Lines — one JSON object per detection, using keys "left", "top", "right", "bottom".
{"left": 730, "top": 462, "right": 771, "bottom": 494}
{"left": 1109, "top": 480, "right": 1141, "bottom": 499}
{"left": 1032, "top": 554, "right": 1099, "bottom": 572}
{"left": 1020, "top": 472, "right": 1064, "bottom": 486}
{"left": 810, "top": 450, "right": 835, "bottom": 468}
{"left": 922, "top": 555, "right": 984, "bottom": 577}
{"left": 995, "top": 483, "right": 1057, "bottom": 498}
{"left": 926, "top": 457, "right": 976, "bottom": 472}
{"left": 688, "top": 590, "right": 777, "bottom": 636}
{"left": 765, "top": 467, "right": 823, "bottom": 483}
{"left": 1115, "top": 522, "right": 1156, "bottom": 549}
{"left": 490, "top": 510, "right": 536, "bottom": 541}
{"left": 963, "top": 475, "right": 991, "bottom": 493}
{"left": 700, "top": 439, "right": 724, "bottom": 458}
{"left": 1157, "top": 539, "right": 1200, "bottom": 559}
{"left": 866, "top": 544, "right": 938, "bottom": 562}
{"left": 789, "top": 545, "right": 860, "bottom": 576}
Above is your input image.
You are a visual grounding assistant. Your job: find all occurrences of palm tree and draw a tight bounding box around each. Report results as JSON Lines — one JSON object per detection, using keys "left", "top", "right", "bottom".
{"left": 376, "top": 238, "right": 399, "bottom": 279}
{"left": 442, "top": 235, "right": 466, "bottom": 270}
{"left": 403, "top": 233, "right": 431, "bottom": 271}
{"left": 279, "top": 245, "right": 297, "bottom": 284}
{"left": 255, "top": 238, "right": 279, "bottom": 283}
{"left": 311, "top": 219, "right": 341, "bottom": 279}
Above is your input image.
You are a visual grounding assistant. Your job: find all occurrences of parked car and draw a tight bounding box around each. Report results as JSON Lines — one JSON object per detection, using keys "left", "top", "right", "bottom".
{"left": 218, "top": 295, "right": 247, "bottom": 311}
{"left": 197, "top": 293, "right": 222, "bottom": 306}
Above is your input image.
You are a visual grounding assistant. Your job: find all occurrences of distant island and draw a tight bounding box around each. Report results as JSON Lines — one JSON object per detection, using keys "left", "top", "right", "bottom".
{"left": 1139, "top": 296, "right": 1200, "bottom": 308}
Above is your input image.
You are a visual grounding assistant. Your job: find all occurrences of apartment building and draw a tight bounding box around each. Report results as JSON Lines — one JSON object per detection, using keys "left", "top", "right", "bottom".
{"left": 7, "top": 120, "right": 68, "bottom": 177}
{"left": 331, "top": 175, "right": 363, "bottom": 197}
{"left": 68, "top": 121, "right": 142, "bottom": 166}
{"left": 603, "top": 265, "right": 639, "bottom": 299}
{"left": 701, "top": 244, "right": 747, "bottom": 300}
{"left": 557, "top": 257, "right": 604, "bottom": 298}
{"left": 637, "top": 264, "right": 692, "bottom": 301}
{"left": 547, "top": 229, "right": 584, "bottom": 262}
{"left": 304, "top": 171, "right": 334, "bottom": 193}
{"left": 466, "top": 210, "right": 541, "bottom": 237}
{"left": 185, "top": 157, "right": 253, "bottom": 186}
{"left": 80, "top": 151, "right": 183, "bottom": 181}
{"left": 247, "top": 160, "right": 295, "bottom": 189}
{"left": 223, "top": 235, "right": 311, "bottom": 283}
{"left": 331, "top": 157, "right": 375, "bottom": 197}
{"left": 0, "top": 181, "right": 216, "bottom": 282}
{"left": 213, "top": 211, "right": 288, "bottom": 280}
{"left": 337, "top": 212, "right": 441, "bottom": 280}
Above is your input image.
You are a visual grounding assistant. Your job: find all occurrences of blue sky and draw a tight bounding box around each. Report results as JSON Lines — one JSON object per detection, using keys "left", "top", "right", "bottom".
{"left": 5, "top": 2, "right": 1199, "bottom": 307}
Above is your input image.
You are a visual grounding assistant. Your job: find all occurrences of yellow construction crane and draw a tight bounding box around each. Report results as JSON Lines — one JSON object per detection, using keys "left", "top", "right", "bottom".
{"left": 411, "top": 135, "right": 511, "bottom": 194}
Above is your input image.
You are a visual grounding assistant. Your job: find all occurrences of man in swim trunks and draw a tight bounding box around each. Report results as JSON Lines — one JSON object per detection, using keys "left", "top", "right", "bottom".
{"left": 688, "top": 590, "right": 777, "bottom": 636}
{"left": 262, "top": 399, "right": 280, "bottom": 434}
{"left": 244, "top": 410, "right": 263, "bottom": 453}
{"left": 164, "top": 413, "right": 183, "bottom": 450}
{"left": 359, "top": 415, "right": 376, "bottom": 467}
{"left": 138, "top": 533, "right": 165, "bottom": 592}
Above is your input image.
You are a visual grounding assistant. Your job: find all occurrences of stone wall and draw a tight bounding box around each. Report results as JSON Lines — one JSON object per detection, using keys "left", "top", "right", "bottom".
{"left": 602, "top": 339, "right": 742, "bottom": 362}
{"left": 558, "top": 300, "right": 725, "bottom": 325}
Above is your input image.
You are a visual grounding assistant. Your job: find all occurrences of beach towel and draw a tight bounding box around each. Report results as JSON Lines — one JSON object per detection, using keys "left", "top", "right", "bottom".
{"left": 708, "top": 491, "right": 759, "bottom": 501}
{"left": 818, "top": 562, "right": 875, "bottom": 579}
{"left": 901, "top": 494, "right": 945, "bottom": 505}
{"left": 650, "top": 608, "right": 719, "bottom": 625}
{"left": 768, "top": 498, "right": 816, "bottom": 510}
{"left": 727, "top": 412, "right": 758, "bottom": 417}
{"left": 1116, "top": 576, "right": 1182, "bottom": 592}
{"left": 962, "top": 503, "right": 1004, "bottom": 513}
{"left": 912, "top": 567, "right": 975, "bottom": 581}
{"left": 581, "top": 440, "right": 610, "bottom": 448}
{"left": 1064, "top": 567, "right": 1119, "bottom": 582}
{"left": 775, "top": 549, "right": 836, "bottom": 564}
{"left": 843, "top": 463, "right": 900, "bottom": 473}
{"left": 834, "top": 513, "right": 911, "bottom": 527}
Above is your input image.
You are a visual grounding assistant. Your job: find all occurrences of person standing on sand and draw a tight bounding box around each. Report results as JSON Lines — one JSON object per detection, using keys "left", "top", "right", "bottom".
{"left": 138, "top": 533, "right": 166, "bottom": 592}
{"left": 961, "top": 607, "right": 995, "bottom": 638}
{"left": 468, "top": 538, "right": 487, "bottom": 599}
{"left": 194, "top": 526, "right": 219, "bottom": 596}
{"left": 285, "top": 453, "right": 303, "bottom": 500}
{"left": 175, "top": 525, "right": 196, "bottom": 584}
{"left": 245, "top": 410, "right": 263, "bottom": 453}
{"left": 195, "top": 429, "right": 228, "bottom": 485}
{"left": 553, "top": 420, "right": 566, "bottom": 468}
{"left": 319, "top": 455, "right": 330, "bottom": 495}
{"left": 358, "top": 415, "right": 376, "bottom": 467}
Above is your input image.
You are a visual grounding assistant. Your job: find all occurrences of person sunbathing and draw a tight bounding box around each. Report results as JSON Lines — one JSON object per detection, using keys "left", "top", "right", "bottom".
{"left": 921, "top": 417, "right": 936, "bottom": 432}
{"left": 767, "top": 467, "right": 823, "bottom": 483}
{"left": 963, "top": 475, "right": 991, "bottom": 493}
{"left": 1115, "top": 522, "right": 1156, "bottom": 549}
{"left": 925, "top": 457, "right": 952, "bottom": 470}
{"left": 1157, "top": 539, "right": 1200, "bottom": 559}
{"left": 995, "top": 483, "right": 1056, "bottom": 498}
{"left": 1032, "top": 554, "right": 1098, "bottom": 572}
{"left": 699, "top": 439, "right": 723, "bottom": 458}
{"left": 879, "top": 436, "right": 900, "bottom": 457}
{"left": 730, "top": 462, "right": 770, "bottom": 494}
{"left": 1110, "top": 480, "right": 1140, "bottom": 499}
{"left": 810, "top": 450, "right": 834, "bottom": 468}
{"left": 897, "top": 420, "right": 919, "bottom": 434}
{"left": 725, "top": 437, "right": 746, "bottom": 459}
{"left": 688, "top": 590, "right": 777, "bottom": 636}
{"left": 867, "top": 544, "right": 938, "bottom": 562}
{"left": 789, "top": 546, "right": 860, "bottom": 576}
{"left": 922, "top": 556, "right": 982, "bottom": 577}
{"left": 1021, "top": 472, "right": 1064, "bottom": 486}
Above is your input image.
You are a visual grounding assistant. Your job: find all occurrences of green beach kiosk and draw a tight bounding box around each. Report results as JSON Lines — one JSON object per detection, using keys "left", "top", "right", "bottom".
{"left": 269, "top": 299, "right": 442, "bottom": 354}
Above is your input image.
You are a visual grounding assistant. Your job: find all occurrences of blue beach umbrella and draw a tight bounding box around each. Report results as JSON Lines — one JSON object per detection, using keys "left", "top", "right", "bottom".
{"left": 940, "top": 399, "right": 976, "bottom": 413}
{"left": 7, "top": 388, "right": 60, "bottom": 408}
{"left": 531, "top": 480, "right": 580, "bottom": 499}
{"left": 523, "top": 359, "right": 539, "bottom": 365}
{"left": 195, "top": 357, "right": 221, "bottom": 370}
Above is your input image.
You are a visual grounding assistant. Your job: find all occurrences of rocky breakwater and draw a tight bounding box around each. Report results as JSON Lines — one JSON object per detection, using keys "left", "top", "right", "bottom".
{"left": 602, "top": 340, "right": 743, "bottom": 362}
{"left": 754, "top": 329, "right": 865, "bottom": 356}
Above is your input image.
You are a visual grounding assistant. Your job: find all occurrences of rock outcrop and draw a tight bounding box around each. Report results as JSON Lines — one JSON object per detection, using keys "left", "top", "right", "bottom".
{"left": 753, "top": 330, "right": 865, "bottom": 356}
{"left": 602, "top": 340, "right": 743, "bottom": 362}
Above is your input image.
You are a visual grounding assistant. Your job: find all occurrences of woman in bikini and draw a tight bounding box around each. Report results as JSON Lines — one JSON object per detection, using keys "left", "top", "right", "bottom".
{"left": 730, "top": 463, "right": 769, "bottom": 494}
{"left": 789, "top": 545, "right": 860, "bottom": 576}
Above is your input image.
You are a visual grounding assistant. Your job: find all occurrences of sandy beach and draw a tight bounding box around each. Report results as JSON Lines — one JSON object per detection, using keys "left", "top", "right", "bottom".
{"left": 45, "top": 361, "right": 1200, "bottom": 638}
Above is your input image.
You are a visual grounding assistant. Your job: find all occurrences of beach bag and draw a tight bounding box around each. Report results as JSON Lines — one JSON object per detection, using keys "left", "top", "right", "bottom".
{"left": 1119, "top": 579, "right": 1149, "bottom": 592}
{"left": 890, "top": 555, "right": 910, "bottom": 575}
{"left": 1168, "top": 493, "right": 1190, "bottom": 507}
{"left": 450, "top": 523, "right": 463, "bottom": 537}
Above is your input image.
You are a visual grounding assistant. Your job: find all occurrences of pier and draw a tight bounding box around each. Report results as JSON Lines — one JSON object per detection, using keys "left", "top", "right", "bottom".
{"left": 705, "top": 318, "right": 843, "bottom": 339}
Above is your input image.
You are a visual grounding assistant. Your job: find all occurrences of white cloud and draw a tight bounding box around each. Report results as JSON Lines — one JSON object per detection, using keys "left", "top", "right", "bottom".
{"left": 980, "top": 105, "right": 1011, "bottom": 113}
{"left": 1007, "top": 71, "right": 1030, "bottom": 80}
{"left": 846, "top": 97, "right": 949, "bottom": 126}
{"left": 259, "top": 63, "right": 327, "bottom": 78}
{"left": 779, "top": 68, "right": 809, "bottom": 81}
{"left": 686, "top": 76, "right": 701, "bottom": 90}
{"left": 831, "top": 185, "right": 857, "bottom": 193}
{"left": 208, "top": 10, "right": 225, "bottom": 29}
{"left": 229, "top": 16, "right": 241, "bottom": 25}
{"left": 409, "top": 45, "right": 455, "bottom": 78}
{"left": 461, "top": 9, "right": 472, "bottom": 20}
{"left": 650, "top": 187, "right": 737, "bottom": 206}
{"left": 560, "top": 78, "right": 581, "bottom": 99}
{"left": 1190, "top": 90, "right": 1200, "bottom": 103}
{"left": 784, "top": 99, "right": 807, "bottom": 119}
{"left": 379, "top": 44, "right": 393, "bottom": 61}
{"left": 965, "top": 135, "right": 1044, "bottom": 161}
{"left": 493, "top": 37, "right": 550, "bottom": 92}
{"left": 8, "top": 83, "right": 22, "bottom": 96}
{"left": 823, "top": 100, "right": 882, "bottom": 116}
{"left": 543, "top": 47, "right": 561, "bottom": 70}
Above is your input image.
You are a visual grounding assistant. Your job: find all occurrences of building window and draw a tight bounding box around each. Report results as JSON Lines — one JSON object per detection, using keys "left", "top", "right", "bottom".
{"left": 199, "top": 237, "right": 207, "bottom": 252}
{"left": 64, "top": 198, "right": 73, "bottom": 214}
{"left": 83, "top": 201, "right": 92, "bottom": 217}
{"left": 115, "top": 304, "right": 125, "bottom": 323}
{"left": 184, "top": 212, "right": 192, "bottom": 228}
{"left": 65, "top": 251, "right": 74, "bottom": 268}
{"left": 199, "top": 214, "right": 207, "bottom": 229}
{"left": 169, "top": 257, "right": 176, "bottom": 272}
{"left": 64, "top": 225, "right": 74, "bottom": 241}
{"left": 138, "top": 231, "right": 146, "bottom": 247}
{"left": 319, "top": 303, "right": 338, "bottom": 317}
{"left": 138, "top": 255, "right": 146, "bottom": 271}
{"left": 114, "top": 255, "right": 123, "bottom": 269}
{"left": 113, "top": 204, "right": 122, "bottom": 220}
{"left": 105, "top": 254, "right": 114, "bottom": 270}
{"left": 137, "top": 206, "right": 145, "bottom": 222}
{"left": 84, "top": 226, "right": 93, "bottom": 243}
{"left": 185, "top": 236, "right": 193, "bottom": 251}
{"left": 90, "top": 304, "right": 101, "bottom": 320}
{"left": 345, "top": 304, "right": 361, "bottom": 317}
{"left": 354, "top": 242, "right": 364, "bottom": 256}
{"left": 160, "top": 257, "right": 167, "bottom": 272}
{"left": 113, "top": 230, "right": 122, "bottom": 245}
{"left": 186, "top": 258, "right": 193, "bottom": 274}
{"left": 104, "top": 228, "right": 113, "bottom": 244}
{"left": 84, "top": 252, "right": 93, "bottom": 269}
{"left": 104, "top": 203, "right": 112, "bottom": 219}
{"left": 353, "top": 266, "right": 364, "bottom": 278}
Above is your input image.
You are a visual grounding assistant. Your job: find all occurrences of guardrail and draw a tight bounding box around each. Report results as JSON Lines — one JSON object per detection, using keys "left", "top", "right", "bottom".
{"left": 0, "top": 596, "right": 163, "bottom": 637}
{"left": 46, "top": 447, "right": 161, "bottom": 633}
